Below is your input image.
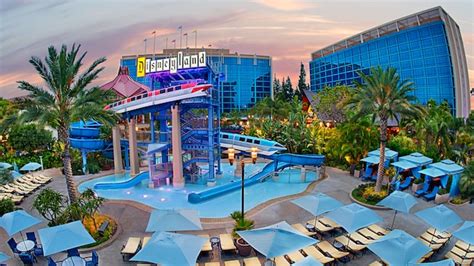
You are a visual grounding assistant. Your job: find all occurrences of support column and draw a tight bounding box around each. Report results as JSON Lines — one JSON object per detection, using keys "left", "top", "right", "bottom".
{"left": 234, "top": 156, "right": 242, "bottom": 177}
{"left": 150, "top": 113, "right": 156, "bottom": 143}
{"left": 128, "top": 117, "right": 139, "bottom": 176}
{"left": 112, "top": 126, "right": 124, "bottom": 174}
{"left": 81, "top": 150, "right": 87, "bottom": 174}
{"left": 171, "top": 104, "right": 184, "bottom": 188}
{"left": 207, "top": 105, "right": 216, "bottom": 186}
{"left": 124, "top": 147, "right": 130, "bottom": 170}
{"left": 160, "top": 111, "right": 168, "bottom": 163}
{"left": 300, "top": 166, "right": 306, "bottom": 182}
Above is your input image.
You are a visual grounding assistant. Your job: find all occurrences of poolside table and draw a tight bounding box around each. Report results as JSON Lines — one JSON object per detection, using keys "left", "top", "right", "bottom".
{"left": 16, "top": 240, "right": 35, "bottom": 252}
{"left": 62, "top": 256, "right": 86, "bottom": 266}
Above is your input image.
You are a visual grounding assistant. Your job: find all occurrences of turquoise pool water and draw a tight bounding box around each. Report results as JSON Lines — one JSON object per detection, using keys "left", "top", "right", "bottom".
{"left": 78, "top": 163, "right": 317, "bottom": 218}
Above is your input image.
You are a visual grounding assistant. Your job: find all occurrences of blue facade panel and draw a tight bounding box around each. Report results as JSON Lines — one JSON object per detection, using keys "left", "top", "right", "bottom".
{"left": 121, "top": 55, "right": 271, "bottom": 113}
{"left": 309, "top": 21, "right": 456, "bottom": 111}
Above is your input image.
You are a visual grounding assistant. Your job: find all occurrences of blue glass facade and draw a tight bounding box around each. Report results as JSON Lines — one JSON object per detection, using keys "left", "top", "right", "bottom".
{"left": 310, "top": 21, "right": 455, "bottom": 109}
{"left": 121, "top": 52, "right": 272, "bottom": 113}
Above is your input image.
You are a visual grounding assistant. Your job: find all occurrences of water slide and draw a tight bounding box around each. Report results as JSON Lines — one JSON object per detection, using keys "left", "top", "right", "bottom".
{"left": 187, "top": 153, "right": 325, "bottom": 204}
{"left": 94, "top": 171, "right": 149, "bottom": 190}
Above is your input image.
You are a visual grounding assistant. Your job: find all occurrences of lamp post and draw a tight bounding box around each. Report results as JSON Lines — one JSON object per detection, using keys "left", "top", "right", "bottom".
{"left": 227, "top": 147, "right": 258, "bottom": 221}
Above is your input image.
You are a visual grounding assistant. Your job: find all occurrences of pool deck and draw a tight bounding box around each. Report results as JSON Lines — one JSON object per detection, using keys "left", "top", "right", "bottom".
{"left": 1, "top": 167, "right": 473, "bottom": 265}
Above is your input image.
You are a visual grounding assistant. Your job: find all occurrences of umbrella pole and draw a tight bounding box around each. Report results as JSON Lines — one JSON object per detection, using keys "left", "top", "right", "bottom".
{"left": 390, "top": 210, "right": 398, "bottom": 229}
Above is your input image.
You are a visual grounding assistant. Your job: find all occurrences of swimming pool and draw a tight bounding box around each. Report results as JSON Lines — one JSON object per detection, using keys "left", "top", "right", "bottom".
{"left": 78, "top": 163, "right": 318, "bottom": 218}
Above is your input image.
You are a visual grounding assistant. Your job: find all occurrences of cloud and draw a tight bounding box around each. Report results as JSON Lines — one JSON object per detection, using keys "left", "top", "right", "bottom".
{"left": 253, "top": 0, "right": 317, "bottom": 11}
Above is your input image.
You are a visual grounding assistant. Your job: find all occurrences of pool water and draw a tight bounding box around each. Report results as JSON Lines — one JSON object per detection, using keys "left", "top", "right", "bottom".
{"left": 78, "top": 163, "right": 318, "bottom": 218}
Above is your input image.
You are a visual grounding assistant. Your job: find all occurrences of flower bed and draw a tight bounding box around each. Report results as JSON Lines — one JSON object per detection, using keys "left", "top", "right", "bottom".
{"left": 81, "top": 214, "right": 117, "bottom": 248}
{"left": 351, "top": 183, "right": 389, "bottom": 206}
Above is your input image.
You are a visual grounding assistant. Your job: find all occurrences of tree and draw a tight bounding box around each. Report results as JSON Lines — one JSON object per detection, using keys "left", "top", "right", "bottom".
{"left": 345, "top": 66, "right": 425, "bottom": 192}
{"left": 273, "top": 77, "right": 282, "bottom": 96}
{"left": 281, "top": 76, "right": 294, "bottom": 100}
{"left": 8, "top": 124, "right": 53, "bottom": 154}
{"left": 18, "top": 44, "right": 117, "bottom": 202}
{"left": 314, "top": 85, "right": 352, "bottom": 124}
{"left": 33, "top": 188, "right": 68, "bottom": 226}
{"left": 80, "top": 188, "right": 105, "bottom": 231}
{"left": 296, "top": 62, "right": 308, "bottom": 100}
{"left": 459, "top": 161, "right": 474, "bottom": 200}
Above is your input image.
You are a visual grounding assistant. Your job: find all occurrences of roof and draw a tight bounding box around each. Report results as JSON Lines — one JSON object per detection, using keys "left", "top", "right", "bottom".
{"left": 361, "top": 156, "right": 384, "bottom": 165}
{"left": 101, "top": 67, "right": 150, "bottom": 98}
{"left": 391, "top": 160, "right": 417, "bottom": 170}
{"left": 399, "top": 152, "right": 433, "bottom": 166}
{"left": 418, "top": 167, "right": 446, "bottom": 178}
{"left": 368, "top": 148, "right": 398, "bottom": 160}
{"left": 429, "top": 159, "right": 464, "bottom": 175}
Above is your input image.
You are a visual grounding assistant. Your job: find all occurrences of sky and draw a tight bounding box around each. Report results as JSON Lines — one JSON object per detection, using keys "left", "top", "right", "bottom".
{"left": 0, "top": 0, "right": 473, "bottom": 98}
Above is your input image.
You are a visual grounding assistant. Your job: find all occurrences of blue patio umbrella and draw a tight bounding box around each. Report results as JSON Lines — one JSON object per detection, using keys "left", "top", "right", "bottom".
{"left": 368, "top": 229, "right": 432, "bottom": 265}
{"left": 130, "top": 231, "right": 205, "bottom": 265}
{"left": 11, "top": 170, "right": 23, "bottom": 179}
{"left": 0, "top": 210, "right": 41, "bottom": 237}
{"left": 326, "top": 203, "right": 383, "bottom": 233}
{"left": 291, "top": 193, "right": 343, "bottom": 224}
{"left": 0, "top": 162, "right": 12, "bottom": 169}
{"left": 237, "top": 221, "right": 317, "bottom": 258}
{"left": 20, "top": 162, "right": 42, "bottom": 172}
{"left": 377, "top": 191, "right": 418, "bottom": 229}
{"left": 293, "top": 256, "right": 323, "bottom": 266}
{"left": 145, "top": 209, "right": 202, "bottom": 232}
{"left": 38, "top": 220, "right": 95, "bottom": 256}
{"left": 415, "top": 204, "right": 462, "bottom": 232}
{"left": 0, "top": 252, "right": 10, "bottom": 263}
{"left": 412, "top": 259, "right": 455, "bottom": 266}
{"left": 452, "top": 221, "right": 473, "bottom": 245}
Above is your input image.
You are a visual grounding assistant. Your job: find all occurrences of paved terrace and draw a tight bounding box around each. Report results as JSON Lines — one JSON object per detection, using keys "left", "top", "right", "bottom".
{"left": 1, "top": 167, "right": 473, "bottom": 265}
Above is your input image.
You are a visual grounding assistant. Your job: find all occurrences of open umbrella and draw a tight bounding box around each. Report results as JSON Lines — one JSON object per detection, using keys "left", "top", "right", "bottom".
{"left": 415, "top": 205, "right": 462, "bottom": 232}
{"left": 131, "top": 231, "right": 205, "bottom": 265}
{"left": 326, "top": 203, "right": 382, "bottom": 233}
{"left": 452, "top": 221, "right": 473, "bottom": 245}
{"left": 293, "top": 256, "right": 323, "bottom": 266}
{"left": 377, "top": 191, "right": 418, "bottom": 229}
{"left": 13, "top": 162, "right": 18, "bottom": 172}
{"left": 0, "top": 162, "right": 12, "bottom": 169}
{"left": 145, "top": 209, "right": 202, "bottom": 232}
{"left": 0, "top": 252, "right": 10, "bottom": 263}
{"left": 368, "top": 229, "right": 432, "bottom": 265}
{"left": 237, "top": 221, "right": 317, "bottom": 258}
{"left": 11, "top": 170, "right": 23, "bottom": 179}
{"left": 291, "top": 193, "right": 343, "bottom": 225}
{"left": 20, "top": 162, "right": 42, "bottom": 172}
{"left": 38, "top": 221, "right": 95, "bottom": 256}
{"left": 0, "top": 210, "right": 41, "bottom": 237}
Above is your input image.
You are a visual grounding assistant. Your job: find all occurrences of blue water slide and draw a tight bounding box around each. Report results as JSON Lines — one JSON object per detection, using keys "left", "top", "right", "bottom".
{"left": 271, "top": 153, "right": 325, "bottom": 166}
{"left": 93, "top": 171, "right": 151, "bottom": 190}
{"left": 187, "top": 161, "right": 287, "bottom": 204}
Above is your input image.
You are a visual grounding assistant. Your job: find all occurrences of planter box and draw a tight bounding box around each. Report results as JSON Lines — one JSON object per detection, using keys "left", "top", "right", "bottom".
{"left": 412, "top": 183, "right": 424, "bottom": 193}
{"left": 435, "top": 193, "right": 450, "bottom": 204}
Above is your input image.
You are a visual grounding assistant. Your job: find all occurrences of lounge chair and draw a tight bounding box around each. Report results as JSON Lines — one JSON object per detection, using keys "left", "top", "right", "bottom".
{"left": 417, "top": 237, "right": 443, "bottom": 250}
{"left": 286, "top": 250, "right": 305, "bottom": 262}
{"left": 243, "top": 257, "right": 261, "bottom": 266}
{"left": 319, "top": 217, "right": 340, "bottom": 228}
{"left": 15, "top": 180, "right": 41, "bottom": 190}
{"left": 427, "top": 228, "right": 451, "bottom": 239}
{"left": 455, "top": 240, "right": 474, "bottom": 252}
{"left": 0, "top": 185, "right": 14, "bottom": 193}
{"left": 368, "top": 261, "right": 384, "bottom": 266}
{"left": 0, "top": 193, "right": 24, "bottom": 204}
{"left": 335, "top": 235, "right": 366, "bottom": 253}
{"left": 274, "top": 256, "right": 291, "bottom": 266}
{"left": 423, "top": 186, "right": 439, "bottom": 201}
{"left": 197, "top": 234, "right": 212, "bottom": 252}
{"left": 142, "top": 236, "right": 151, "bottom": 247}
{"left": 349, "top": 232, "right": 374, "bottom": 245}
{"left": 121, "top": 237, "right": 141, "bottom": 261}
{"left": 449, "top": 246, "right": 474, "bottom": 259}
{"left": 358, "top": 228, "right": 383, "bottom": 240}
{"left": 292, "top": 223, "right": 317, "bottom": 237}
{"left": 10, "top": 183, "right": 34, "bottom": 194}
{"left": 204, "top": 263, "right": 220, "bottom": 266}
{"left": 224, "top": 260, "right": 241, "bottom": 266}
{"left": 316, "top": 241, "right": 350, "bottom": 260}
{"left": 302, "top": 246, "right": 334, "bottom": 264}
{"left": 445, "top": 251, "right": 473, "bottom": 265}
{"left": 367, "top": 225, "right": 389, "bottom": 236}
{"left": 3, "top": 184, "right": 30, "bottom": 195}
{"left": 419, "top": 232, "right": 448, "bottom": 245}
{"left": 219, "top": 234, "right": 236, "bottom": 252}
{"left": 415, "top": 182, "right": 430, "bottom": 197}
{"left": 307, "top": 219, "right": 335, "bottom": 233}
{"left": 417, "top": 251, "right": 434, "bottom": 263}
{"left": 399, "top": 177, "right": 413, "bottom": 190}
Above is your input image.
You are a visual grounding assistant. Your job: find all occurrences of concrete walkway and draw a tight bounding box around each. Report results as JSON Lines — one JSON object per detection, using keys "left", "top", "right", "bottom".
{"left": 1, "top": 167, "right": 473, "bottom": 265}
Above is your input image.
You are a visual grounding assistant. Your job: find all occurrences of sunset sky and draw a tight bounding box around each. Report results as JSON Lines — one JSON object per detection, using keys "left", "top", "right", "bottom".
{"left": 0, "top": 0, "right": 472, "bottom": 98}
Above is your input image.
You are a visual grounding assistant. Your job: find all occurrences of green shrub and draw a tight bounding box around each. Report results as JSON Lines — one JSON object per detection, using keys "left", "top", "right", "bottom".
{"left": 0, "top": 198, "right": 15, "bottom": 215}
{"left": 438, "top": 188, "right": 449, "bottom": 195}
{"left": 413, "top": 176, "right": 425, "bottom": 184}
{"left": 8, "top": 124, "right": 53, "bottom": 154}
{"left": 387, "top": 134, "right": 417, "bottom": 156}
{"left": 230, "top": 211, "right": 254, "bottom": 238}
{"left": 450, "top": 196, "right": 468, "bottom": 205}
{"left": 0, "top": 168, "right": 13, "bottom": 185}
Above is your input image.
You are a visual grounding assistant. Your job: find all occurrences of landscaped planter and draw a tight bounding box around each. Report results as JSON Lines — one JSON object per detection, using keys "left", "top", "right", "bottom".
{"left": 412, "top": 183, "right": 424, "bottom": 193}
{"left": 235, "top": 238, "right": 252, "bottom": 257}
{"left": 435, "top": 193, "right": 450, "bottom": 204}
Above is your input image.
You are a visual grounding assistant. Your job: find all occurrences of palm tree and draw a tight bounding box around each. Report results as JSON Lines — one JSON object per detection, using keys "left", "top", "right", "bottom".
{"left": 18, "top": 44, "right": 116, "bottom": 202}
{"left": 345, "top": 66, "right": 425, "bottom": 192}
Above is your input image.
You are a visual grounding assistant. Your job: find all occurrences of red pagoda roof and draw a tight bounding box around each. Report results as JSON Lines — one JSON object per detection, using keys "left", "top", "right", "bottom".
{"left": 101, "top": 67, "right": 150, "bottom": 98}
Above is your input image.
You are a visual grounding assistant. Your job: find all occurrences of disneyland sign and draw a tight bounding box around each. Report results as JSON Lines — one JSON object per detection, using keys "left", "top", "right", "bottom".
{"left": 137, "top": 51, "right": 206, "bottom": 77}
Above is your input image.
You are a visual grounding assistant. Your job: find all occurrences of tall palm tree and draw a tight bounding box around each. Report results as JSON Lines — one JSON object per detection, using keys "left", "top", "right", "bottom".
{"left": 345, "top": 66, "right": 425, "bottom": 192}
{"left": 18, "top": 44, "right": 116, "bottom": 202}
